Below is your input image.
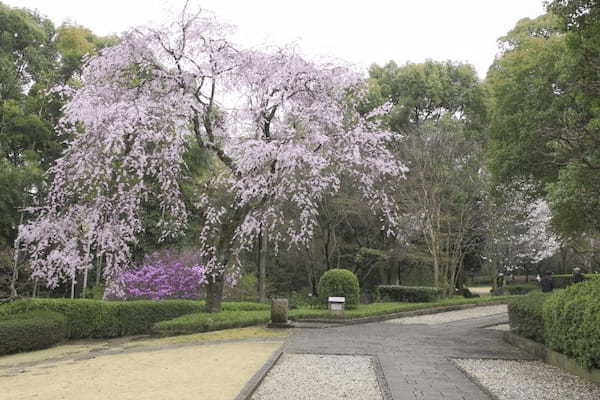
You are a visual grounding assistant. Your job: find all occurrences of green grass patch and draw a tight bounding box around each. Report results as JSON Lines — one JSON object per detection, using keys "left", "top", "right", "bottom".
{"left": 153, "top": 310, "right": 271, "bottom": 335}
{"left": 289, "top": 295, "right": 515, "bottom": 320}
{"left": 139, "top": 326, "right": 290, "bottom": 346}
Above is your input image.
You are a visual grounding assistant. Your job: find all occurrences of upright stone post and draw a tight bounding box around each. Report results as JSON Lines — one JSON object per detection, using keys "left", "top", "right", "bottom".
{"left": 268, "top": 298, "right": 294, "bottom": 328}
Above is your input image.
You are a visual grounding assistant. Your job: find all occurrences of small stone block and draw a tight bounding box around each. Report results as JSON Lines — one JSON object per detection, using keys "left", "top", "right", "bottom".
{"left": 271, "top": 298, "right": 289, "bottom": 323}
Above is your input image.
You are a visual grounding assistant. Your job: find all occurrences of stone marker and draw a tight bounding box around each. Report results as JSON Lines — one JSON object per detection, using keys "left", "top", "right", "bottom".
{"left": 268, "top": 298, "right": 294, "bottom": 328}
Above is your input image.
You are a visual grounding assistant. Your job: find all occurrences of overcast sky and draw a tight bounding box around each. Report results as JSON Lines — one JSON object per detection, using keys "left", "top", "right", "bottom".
{"left": 5, "top": 0, "right": 546, "bottom": 78}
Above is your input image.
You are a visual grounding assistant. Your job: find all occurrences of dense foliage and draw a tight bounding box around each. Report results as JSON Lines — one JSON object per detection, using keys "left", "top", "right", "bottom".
{"left": 0, "top": 310, "right": 65, "bottom": 355}
{"left": 317, "top": 268, "right": 360, "bottom": 308}
{"left": 487, "top": 2, "right": 600, "bottom": 238}
{"left": 508, "top": 292, "right": 550, "bottom": 343}
{"left": 543, "top": 279, "right": 600, "bottom": 369}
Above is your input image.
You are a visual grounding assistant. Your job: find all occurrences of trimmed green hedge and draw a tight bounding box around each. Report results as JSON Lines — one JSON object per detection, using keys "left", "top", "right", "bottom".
{"left": 153, "top": 310, "right": 270, "bottom": 335}
{"left": 0, "top": 311, "right": 66, "bottom": 355}
{"left": 543, "top": 279, "right": 600, "bottom": 369}
{"left": 0, "top": 299, "right": 205, "bottom": 338}
{"left": 508, "top": 292, "right": 550, "bottom": 343}
{"left": 509, "top": 279, "right": 600, "bottom": 369}
{"left": 318, "top": 269, "right": 360, "bottom": 309}
{"left": 0, "top": 299, "right": 270, "bottom": 339}
{"left": 506, "top": 284, "right": 538, "bottom": 295}
{"left": 551, "top": 273, "right": 599, "bottom": 289}
{"left": 377, "top": 285, "right": 443, "bottom": 302}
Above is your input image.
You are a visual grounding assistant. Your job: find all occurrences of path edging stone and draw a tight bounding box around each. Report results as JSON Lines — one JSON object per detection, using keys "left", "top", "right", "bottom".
{"left": 234, "top": 348, "right": 284, "bottom": 400}
{"left": 503, "top": 331, "right": 600, "bottom": 384}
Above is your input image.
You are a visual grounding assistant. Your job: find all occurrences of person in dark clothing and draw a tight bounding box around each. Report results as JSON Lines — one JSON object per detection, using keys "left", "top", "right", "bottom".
{"left": 571, "top": 267, "right": 586, "bottom": 284}
{"left": 496, "top": 272, "right": 505, "bottom": 289}
{"left": 540, "top": 271, "right": 553, "bottom": 293}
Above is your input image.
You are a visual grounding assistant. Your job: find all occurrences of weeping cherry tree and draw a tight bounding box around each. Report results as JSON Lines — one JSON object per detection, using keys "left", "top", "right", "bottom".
{"left": 18, "top": 6, "right": 406, "bottom": 311}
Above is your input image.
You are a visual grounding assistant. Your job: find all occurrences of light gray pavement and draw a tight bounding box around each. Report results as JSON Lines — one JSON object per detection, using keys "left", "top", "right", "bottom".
{"left": 282, "top": 305, "right": 532, "bottom": 400}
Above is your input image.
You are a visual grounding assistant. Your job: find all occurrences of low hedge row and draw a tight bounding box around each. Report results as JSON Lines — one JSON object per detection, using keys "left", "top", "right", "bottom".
{"left": 506, "top": 284, "right": 538, "bottom": 295}
{"left": 543, "top": 279, "right": 600, "bottom": 369}
{"left": 153, "top": 310, "right": 270, "bottom": 335}
{"left": 0, "top": 311, "right": 66, "bottom": 355}
{"left": 0, "top": 299, "right": 271, "bottom": 339}
{"left": 509, "top": 279, "right": 600, "bottom": 369}
{"left": 551, "top": 274, "right": 599, "bottom": 289}
{"left": 377, "top": 285, "right": 443, "bottom": 302}
{"left": 508, "top": 292, "right": 550, "bottom": 343}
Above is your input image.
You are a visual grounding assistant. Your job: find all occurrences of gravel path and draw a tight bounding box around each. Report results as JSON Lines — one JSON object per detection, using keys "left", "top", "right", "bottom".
{"left": 454, "top": 359, "right": 600, "bottom": 400}
{"left": 250, "top": 353, "right": 383, "bottom": 400}
{"left": 385, "top": 304, "right": 507, "bottom": 325}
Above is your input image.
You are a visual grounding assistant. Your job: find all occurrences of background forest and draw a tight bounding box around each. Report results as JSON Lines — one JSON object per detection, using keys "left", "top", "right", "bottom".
{"left": 2, "top": 0, "right": 599, "bottom": 302}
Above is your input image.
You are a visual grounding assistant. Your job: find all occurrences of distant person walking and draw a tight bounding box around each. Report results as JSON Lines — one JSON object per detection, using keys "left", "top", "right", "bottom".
{"left": 540, "top": 271, "right": 554, "bottom": 293}
{"left": 496, "top": 272, "right": 505, "bottom": 289}
{"left": 571, "top": 267, "right": 586, "bottom": 284}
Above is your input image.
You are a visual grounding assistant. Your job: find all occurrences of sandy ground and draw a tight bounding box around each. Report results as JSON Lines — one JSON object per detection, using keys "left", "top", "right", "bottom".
{"left": 0, "top": 327, "right": 288, "bottom": 400}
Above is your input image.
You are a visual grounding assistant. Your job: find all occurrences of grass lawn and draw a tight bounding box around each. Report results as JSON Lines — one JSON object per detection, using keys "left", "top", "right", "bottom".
{"left": 288, "top": 294, "right": 515, "bottom": 320}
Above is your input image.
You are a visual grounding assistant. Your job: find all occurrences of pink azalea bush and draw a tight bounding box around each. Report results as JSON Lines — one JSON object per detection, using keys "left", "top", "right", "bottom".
{"left": 105, "top": 251, "right": 207, "bottom": 300}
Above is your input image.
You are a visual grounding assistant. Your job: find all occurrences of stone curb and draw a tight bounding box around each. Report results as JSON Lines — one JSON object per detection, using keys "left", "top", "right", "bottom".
{"left": 503, "top": 331, "right": 600, "bottom": 384}
{"left": 372, "top": 355, "right": 394, "bottom": 400}
{"left": 292, "top": 301, "right": 509, "bottom": 326}
{"left": 234, "top": 348, "right": 284, "bottom": 400}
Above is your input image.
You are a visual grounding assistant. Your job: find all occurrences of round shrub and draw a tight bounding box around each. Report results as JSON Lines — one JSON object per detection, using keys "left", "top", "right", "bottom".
{"left": 318, "top": 268, "right": 360, "bottom": 309}
{"left": 543, "top": 278, "right": 600, "bottom": 369}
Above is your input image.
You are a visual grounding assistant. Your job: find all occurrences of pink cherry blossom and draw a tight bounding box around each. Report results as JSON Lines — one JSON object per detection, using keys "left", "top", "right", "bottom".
{"left": 18, "top": 6, "right": 406, "bottom": 298}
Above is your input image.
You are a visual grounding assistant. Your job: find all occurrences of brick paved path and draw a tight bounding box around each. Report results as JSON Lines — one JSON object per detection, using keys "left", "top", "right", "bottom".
{"left": 283, "top": 306, "right": 533, "bottom": 400}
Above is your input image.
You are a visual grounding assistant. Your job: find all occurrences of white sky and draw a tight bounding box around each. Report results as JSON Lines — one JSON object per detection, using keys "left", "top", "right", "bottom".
{"left": 5, "top": 0, "right": 546, "bottom": 79}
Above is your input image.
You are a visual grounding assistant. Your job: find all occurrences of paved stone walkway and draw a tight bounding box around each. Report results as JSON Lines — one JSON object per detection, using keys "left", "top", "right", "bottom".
{"left": 283, "top": 305, "right": 533, "bottom": 400}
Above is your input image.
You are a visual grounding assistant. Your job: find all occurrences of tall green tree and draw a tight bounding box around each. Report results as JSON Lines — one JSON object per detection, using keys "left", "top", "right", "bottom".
{"left": 0, "top": 3, "right": 118, "bottom": 297}
{"left": 365, "top": 60, "right": 486, "bottom": 134}
{"left": 55, "top": 24, "right": 119, "bottom": 83}
{"left": 486, "top": 7, "right": 600, "bottom": 236}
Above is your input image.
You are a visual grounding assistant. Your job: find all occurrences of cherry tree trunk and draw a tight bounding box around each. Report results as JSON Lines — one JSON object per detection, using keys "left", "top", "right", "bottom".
{"left": 206, "top": 273, "right": 225, "bottom": 313}
{"left": 257, "top": 230, "right": 267, "bottom": 303}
